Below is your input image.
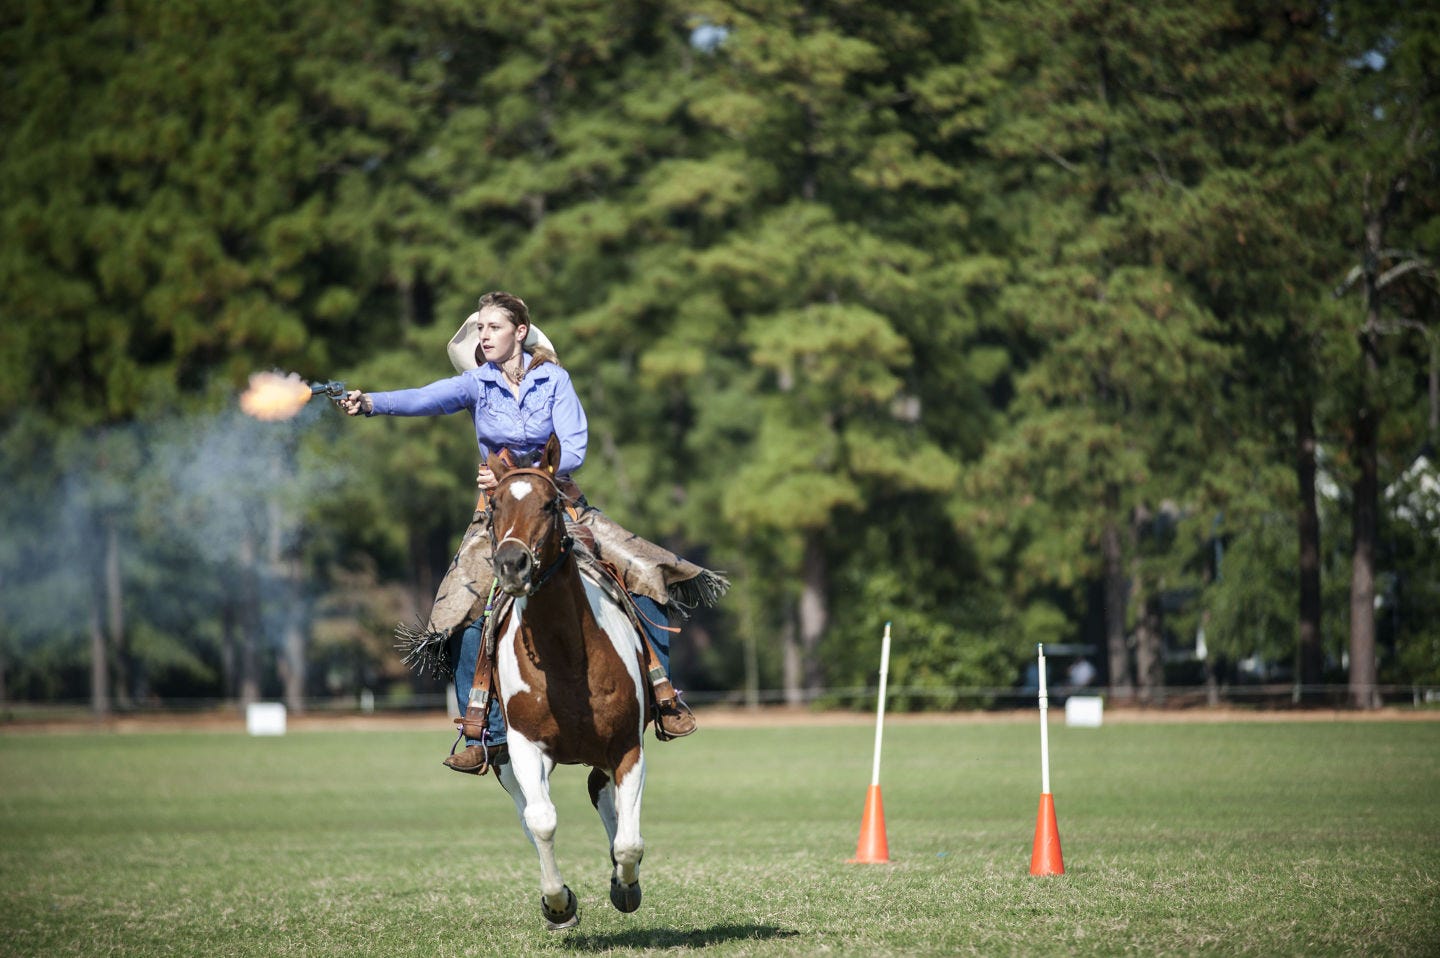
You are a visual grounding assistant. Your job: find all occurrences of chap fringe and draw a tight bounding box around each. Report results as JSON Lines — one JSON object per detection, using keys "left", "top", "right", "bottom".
{"left": 666, "top": 569, "right": 730, "bottom": 618}
{"left": 394, "top": 620, "right": 453, "bottom": 678}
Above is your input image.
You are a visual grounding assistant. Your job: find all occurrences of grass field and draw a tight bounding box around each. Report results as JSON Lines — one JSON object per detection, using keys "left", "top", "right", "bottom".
{"left": 1, "top": 713, "right": 1437, "bottom": 957}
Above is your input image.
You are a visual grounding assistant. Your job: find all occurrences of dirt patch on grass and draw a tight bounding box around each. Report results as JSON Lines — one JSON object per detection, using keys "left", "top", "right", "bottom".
{"left": 4, "top": 702, "right": 1437, "bottom": 735}
{"left": 697, "top": 704, "right": 1440, "bottom": 726}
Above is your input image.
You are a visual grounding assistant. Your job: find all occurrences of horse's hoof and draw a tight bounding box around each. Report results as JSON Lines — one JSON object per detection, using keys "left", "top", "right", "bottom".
{"left": 610, "top": 874, "right": 642, "bottom": 913}
{"left": 542, "top": 886, "right": 579, "bottom": 931}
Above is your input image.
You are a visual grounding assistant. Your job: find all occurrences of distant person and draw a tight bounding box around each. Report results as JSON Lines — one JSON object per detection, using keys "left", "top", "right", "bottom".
{"left": 1067, "top": 657, "right": 1097, "bottom": 688}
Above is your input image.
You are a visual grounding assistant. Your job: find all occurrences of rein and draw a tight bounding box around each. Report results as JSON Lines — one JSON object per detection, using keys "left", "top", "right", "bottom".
{"left": 490, "top": 467, "right": 574, "bottom": 596}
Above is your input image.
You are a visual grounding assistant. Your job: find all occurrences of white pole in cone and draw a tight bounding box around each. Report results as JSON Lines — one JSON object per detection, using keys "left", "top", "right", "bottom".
{"left": 1030, "top": 642, "right": 1065, "bottom": 874}
{"left": 1037, "top": 643, "right": 1051, "bottom": 794}
{"left": 850, "top": 621, "right": 892, "bottom": 862}
{"left": 869, "top": 621, "right": 892, "bottom": 788}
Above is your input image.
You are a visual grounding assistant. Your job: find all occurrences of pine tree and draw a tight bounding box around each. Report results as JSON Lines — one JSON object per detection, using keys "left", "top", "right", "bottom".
{"left": 962, "top": 1, "right": 1261, "bottom": 699}
{"left": 1323, "top": 1, "right": 1440, "bottom": 707}
{"left": 0, "top": 0, "right": 448, "bottom": 708}
{"left": 553, "top": 0, "right": 992, "bottom": 700}
{"left": 1142, "top": 3, "right": 1349, "bottom": 698}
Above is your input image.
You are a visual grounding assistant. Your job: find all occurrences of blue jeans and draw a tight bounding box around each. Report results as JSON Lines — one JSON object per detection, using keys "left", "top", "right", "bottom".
{"left": 453, "top": 594, "right": 673, "bottom": 747}
{"left": 452, "top": 617, "right": 506, "bottom": 748}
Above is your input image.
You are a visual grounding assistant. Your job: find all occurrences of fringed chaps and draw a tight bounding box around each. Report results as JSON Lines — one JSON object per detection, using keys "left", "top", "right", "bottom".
{"left": 394, "top": 501, "right": 729, "bottom": 678}
{"left": 574, "top": 509, "right": 730, "bottom": 618}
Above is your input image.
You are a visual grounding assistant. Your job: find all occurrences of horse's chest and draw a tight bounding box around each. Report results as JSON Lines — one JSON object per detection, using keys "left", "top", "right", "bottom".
{"left": 498, "top": 618, "right": 642, "bottom": 760}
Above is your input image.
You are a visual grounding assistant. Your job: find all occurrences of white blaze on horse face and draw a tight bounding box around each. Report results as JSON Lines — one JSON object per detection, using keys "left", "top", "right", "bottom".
{"left": 508, "top": 478, "right": 535, "bottom": 502}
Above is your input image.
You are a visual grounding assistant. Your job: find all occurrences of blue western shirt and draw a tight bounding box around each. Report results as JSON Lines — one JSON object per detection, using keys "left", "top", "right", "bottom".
{"left": 366, "top": 355, "right": 588, "bottom": 475}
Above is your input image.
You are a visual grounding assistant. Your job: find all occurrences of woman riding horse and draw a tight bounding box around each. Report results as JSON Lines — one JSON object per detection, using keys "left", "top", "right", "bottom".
{"left": 340, "top": 291, "right": 725, "bottom": 771}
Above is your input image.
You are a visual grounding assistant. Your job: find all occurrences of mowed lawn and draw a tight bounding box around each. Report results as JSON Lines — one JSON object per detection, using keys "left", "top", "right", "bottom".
{"left": 1, "top": 713, "right": 1437, "bottom": 957}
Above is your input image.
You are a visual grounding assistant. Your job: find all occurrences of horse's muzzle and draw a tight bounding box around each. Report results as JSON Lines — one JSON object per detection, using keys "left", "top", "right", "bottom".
{"left": 495, "top": 542, "right": 536, "bottom": 597}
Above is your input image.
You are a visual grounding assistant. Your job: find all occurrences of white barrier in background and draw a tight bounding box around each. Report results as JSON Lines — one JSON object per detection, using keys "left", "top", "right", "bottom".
{"left": 1065, "top": 695, "right": 1104, "bottom": 728}
{"left": 246, "top": 702, "right": 287, "bottom": 736}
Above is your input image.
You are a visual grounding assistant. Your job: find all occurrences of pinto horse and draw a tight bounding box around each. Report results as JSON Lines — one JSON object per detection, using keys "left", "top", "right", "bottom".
{"left": 485, "top": 434, "right": 649, "bottom": 931}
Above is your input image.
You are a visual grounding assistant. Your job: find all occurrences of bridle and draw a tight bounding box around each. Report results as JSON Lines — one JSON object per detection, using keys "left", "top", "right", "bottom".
{"left": 488, "top": 467, "right": 574, "bottom": 595}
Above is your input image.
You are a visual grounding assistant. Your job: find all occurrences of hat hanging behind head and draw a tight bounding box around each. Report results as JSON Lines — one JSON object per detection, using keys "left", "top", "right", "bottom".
{"left": 446, "top": 310, "right": 558, "bottom": 373}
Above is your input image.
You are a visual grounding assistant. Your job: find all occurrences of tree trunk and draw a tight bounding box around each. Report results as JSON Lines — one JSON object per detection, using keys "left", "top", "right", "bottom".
{"left": 104, "top": 517, "right": 131, "bottom": 710}
{"left": 1348, "top": 189, "right": 1396, "bottom": 712}
{"left": 277, "top": 565, "right": 305, "bottom": 714}
{"left": 743, "top": 610, "right": 760, "bottom": 710}
{"left": 1128, "top": 504, "right": 1164, "bottom": 703}
{"left": 268, "top": 485, "right": 305, "bottom": 714}
{"left": 1294, "top": 396, "right": 1324, "bottom": 700}
{"left": 798, "top": 532, "right": 828, "bottom": 698}
{"left": 280, "top": 611, "right": 305, "bottom": 713}
{"left": 1101, "top": 514, "right": 1133, "bottom": 698}
{"left": 410, "top": 526, "right": 437, "bottom": 626}
{"left": 89, "top": 586, "right": 110, "bottom": 717}
{"left": 1133, "top": 596, "right": 1164, "bottom": 705}
{"left": 238, "top": 528, "right": 262, "bottom": 706}
{"left": 734, "top": 560, "right": 760, "bottom": 710}
{"left": 781, "top": 607, "right": 802, "bottom": 706}
{"left": 1203, "top": 647, "right": 1220, "bottom": 707}
{"left": 1349, "top": 336, "right": 1381, "bottom": 710}
{"left": 221, "top": 600, "right": 238, "bottom": 702}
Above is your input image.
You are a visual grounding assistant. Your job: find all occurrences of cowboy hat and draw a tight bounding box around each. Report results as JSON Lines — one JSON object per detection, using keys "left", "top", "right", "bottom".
{"left": 447, "top": 311, "right": 557, "bottom": 373}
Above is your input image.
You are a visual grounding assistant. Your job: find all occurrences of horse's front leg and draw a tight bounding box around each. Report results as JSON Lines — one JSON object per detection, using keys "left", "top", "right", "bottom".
{"left": 499, "top": 735, "right": 577, "bottom": 931}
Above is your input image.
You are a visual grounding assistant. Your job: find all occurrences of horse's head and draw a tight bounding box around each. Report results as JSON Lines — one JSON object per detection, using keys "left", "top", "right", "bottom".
{"left": 488, "top": 434, "right": 572, "bottom": 597}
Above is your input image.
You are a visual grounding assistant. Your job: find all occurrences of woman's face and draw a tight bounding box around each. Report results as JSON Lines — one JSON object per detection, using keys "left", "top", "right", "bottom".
{"left": 476, "top": 305, "right": 527, "bottom": 366}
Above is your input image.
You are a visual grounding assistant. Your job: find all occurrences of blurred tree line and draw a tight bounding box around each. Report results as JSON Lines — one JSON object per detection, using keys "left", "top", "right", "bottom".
{"left": 1, "top": 0, "right": 1436, "bottom": 714}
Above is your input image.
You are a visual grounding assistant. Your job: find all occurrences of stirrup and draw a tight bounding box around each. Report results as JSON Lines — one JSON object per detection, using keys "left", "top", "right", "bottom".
{"left": 443, "top": 732, "right": 508, "bottom": 775}
{"left": 652, "top": 695, "right": 697, "bottom": 741}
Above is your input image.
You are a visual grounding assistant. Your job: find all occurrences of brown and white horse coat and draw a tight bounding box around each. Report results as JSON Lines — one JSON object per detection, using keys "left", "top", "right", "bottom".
{"left": 486, "top": 435, "right": 648, "bottom": 930}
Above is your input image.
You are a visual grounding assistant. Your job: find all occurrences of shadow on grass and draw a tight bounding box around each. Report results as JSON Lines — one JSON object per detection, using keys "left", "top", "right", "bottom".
{"left": 564, "top": 924, "right": 800, "bottom": 950}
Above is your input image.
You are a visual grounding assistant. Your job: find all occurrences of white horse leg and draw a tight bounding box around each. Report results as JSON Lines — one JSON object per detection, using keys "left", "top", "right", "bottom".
{"left": 587, "top": 768, "right": 638, "bottom": 912}
{"left": 499, "top": 733, "right": 577, "bottom": 930}
{"left": 588, "top": 763, "right": 644, "bottom": 914}
{"left": 495, "top": 762, "right": 533, "bottom": 841}
{"left": 588, "top": 767, "right": 619, "bottom": 849}
{"left": 606, "top": 751, "right": 646, "bottom": 912}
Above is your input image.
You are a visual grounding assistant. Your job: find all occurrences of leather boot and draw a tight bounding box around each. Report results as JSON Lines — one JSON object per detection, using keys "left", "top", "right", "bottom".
{"left": 443, "top": 742, "right": 509, "bottom": 775}
{"left": 654, "top": 696, "right": 697, "bottom": 740}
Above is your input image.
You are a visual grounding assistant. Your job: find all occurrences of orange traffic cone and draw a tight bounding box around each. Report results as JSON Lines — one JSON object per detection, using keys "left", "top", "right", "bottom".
{"left": 848, "top": 784, "right": 890, "bottom": 863}
{"left": 1029, "top": 792, "right": 1064, "bottom": 875}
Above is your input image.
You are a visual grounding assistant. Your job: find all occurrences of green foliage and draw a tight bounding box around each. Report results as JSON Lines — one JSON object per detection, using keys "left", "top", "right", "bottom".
{"left": 1, "top": 0, "right": 1438, "bottom": 706}
{"left": 1204, "top": 516, "right": 1308, "bottom": 667}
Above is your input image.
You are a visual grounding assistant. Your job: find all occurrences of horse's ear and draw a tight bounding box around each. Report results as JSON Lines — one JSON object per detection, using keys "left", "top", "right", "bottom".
{"left": 543, "top": 434, "right": 562, "bottom": 474}
{"left": 487, "top": 449, "right": 509, "bottom": 479}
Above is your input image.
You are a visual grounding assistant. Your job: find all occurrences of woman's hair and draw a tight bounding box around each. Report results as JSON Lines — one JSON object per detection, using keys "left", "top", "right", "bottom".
{"left": 474, "top": 291, "right": 558, "bottom": 370}
{"left": 478, "top": 291, "right": 529, "bottom": 329}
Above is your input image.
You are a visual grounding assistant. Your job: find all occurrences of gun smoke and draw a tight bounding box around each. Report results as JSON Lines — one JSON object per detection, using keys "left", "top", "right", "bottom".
{"left": 0, "top": 387, "right": 351, "bottom": 703}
